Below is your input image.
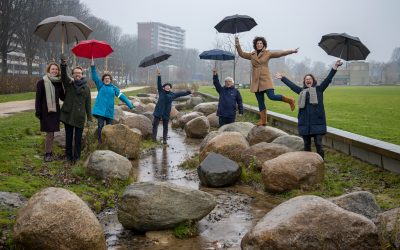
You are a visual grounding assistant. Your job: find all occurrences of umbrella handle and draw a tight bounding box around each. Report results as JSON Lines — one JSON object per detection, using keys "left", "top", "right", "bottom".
{"left": 91, "top": 56, "right": 94, "bottom": 66}
{"left": 156, "top": 64, "right": 159, "bottom": 70}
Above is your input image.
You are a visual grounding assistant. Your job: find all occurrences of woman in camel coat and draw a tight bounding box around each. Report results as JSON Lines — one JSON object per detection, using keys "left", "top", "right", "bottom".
{"left": 235, "top": 36, "right": 298, "bottom": 125}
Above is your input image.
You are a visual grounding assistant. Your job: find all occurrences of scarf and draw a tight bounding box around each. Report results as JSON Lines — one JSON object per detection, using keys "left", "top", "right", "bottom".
{"left": 298, "top": 87, "right": 318, "bottom": 108}
{"left": 43, "top": 74, "right": 61, "bottom": 112}
{"left": 73, "top": 78, "right": 87, "bottom": 95}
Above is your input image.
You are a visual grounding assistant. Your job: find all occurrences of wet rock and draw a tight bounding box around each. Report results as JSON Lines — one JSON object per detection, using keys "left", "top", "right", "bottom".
{"left": 86, "top": 150, "right": 132, "bottom": 180}
{"left": 329, "top": 191, "right": 381, "bottom": 220}
{"left": 193, "top": 102, "right": 218, "bottom": 116}
{"left": 13, "top": 187, "right": 106, "bottom": 250}
{"left": 247, "top": 126, "right": 288, "bottom": 145}
{"left": 198, "top": 153, "right": 241, "bottom": 187}
{"left": 113, "top": 105, "right": 125, "bottom": 125}
{"left": 169, "top": 105, "right": 179, "bottom": 119}
{"left": 199, "top": 131, "right": 221, "bottom": 152}
{"left": 102, "top": 124, "right": 141, "bottom": 159}
{"left": 272, "top": 134, "right": 304, "bottom": 151}
{"left": 185, "top": 116, "right": 210, "bottom": 138}
{"left": 173, "top": 102, "right": 188, "bottom": 111}
{"left": 122, "top": 113, "right": 152, "bottom": 139}
{"left": 142, "top": 103, "right": 156, "bottom": 113}
{"left": 241, "top": 142, "right": 292, "bottom": 170}
{"left": 0, "top": 192, "right": 27, "bottom": 209}
{"left": 118, "top": 182, "right": 216, "bottom": 231}
{"left": 199, "top": 131, "right": 249, "bottom": 163}
{"left": 218, "top": 122, "right": 255, "bottom": 138}
{"left": 376, "top": 207, "right": 400, "bottom": 249}
{"left": 262, "top": 151, "right": 324, "bottom": 193}
{"left": 142, "top": 112, "right": 154, "bottom": 123}
{"left": 241, "top": 195, "right": 379, "bottom": 250}
{"left": 187, "top": 96, "right": 204, "bottom": 108}
{"left": 207, "top": 112, "right": 219, "bottom": 128}
{"left": 175, "top": 111, "right": 204, "bottom": 129}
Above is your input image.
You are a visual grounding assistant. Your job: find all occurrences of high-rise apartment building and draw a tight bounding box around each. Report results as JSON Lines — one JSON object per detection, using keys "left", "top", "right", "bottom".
{"left": 137, "top": 22, "right": 185, "bottom": 52}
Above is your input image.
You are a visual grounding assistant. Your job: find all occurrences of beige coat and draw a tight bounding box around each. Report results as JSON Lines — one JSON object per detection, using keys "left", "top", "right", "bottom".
{"left": 236, "top": 43, "right": 294, "bottom": 93}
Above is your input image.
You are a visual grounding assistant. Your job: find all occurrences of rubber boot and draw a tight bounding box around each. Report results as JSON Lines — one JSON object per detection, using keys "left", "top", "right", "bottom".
{"left": 256, "top": 109, "right": 267, "bottom": 126}
{"left": 282, "top": 96, "right": 296, "bottom": 111}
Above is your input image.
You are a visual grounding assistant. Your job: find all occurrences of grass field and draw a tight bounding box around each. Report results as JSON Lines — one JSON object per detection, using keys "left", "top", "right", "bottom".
{"left": 200, "top": 85, "right": 400, "bottom": 145}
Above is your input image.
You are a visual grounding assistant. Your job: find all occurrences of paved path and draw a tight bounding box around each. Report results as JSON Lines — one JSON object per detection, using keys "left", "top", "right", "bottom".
{"left": 0, "top": 86, "right": 146, "bottom": 118}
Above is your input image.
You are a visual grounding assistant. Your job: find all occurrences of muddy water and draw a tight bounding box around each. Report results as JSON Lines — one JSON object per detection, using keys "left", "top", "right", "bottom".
{"left": 99, "top": 126, "right": 282, "bottom": 250}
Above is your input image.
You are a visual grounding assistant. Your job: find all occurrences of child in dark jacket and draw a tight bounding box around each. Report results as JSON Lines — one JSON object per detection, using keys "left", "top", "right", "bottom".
{"left": 152, "top": 69, "right": 193, "bottom": 144}
{"left": 212, "top": 69, "right": 244, "bottom": 127}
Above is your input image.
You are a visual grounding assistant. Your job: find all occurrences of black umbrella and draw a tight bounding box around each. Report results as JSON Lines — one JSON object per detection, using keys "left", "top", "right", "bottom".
{"left": 214, "top": 14, "right": 257, "bottom": 34}
{"left": 199, "top": 49, "right": 235, "bottom": 61}
{"left": 318, "top": 33, "right": 370, "bottom": 61}
{"left": 138, "top": 51, "right": 171, "bottom": 68}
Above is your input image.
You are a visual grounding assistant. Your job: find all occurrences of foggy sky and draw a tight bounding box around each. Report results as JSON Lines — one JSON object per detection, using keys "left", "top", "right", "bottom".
{"left": 80, "top": 0, "right": 400, "bottom": 64}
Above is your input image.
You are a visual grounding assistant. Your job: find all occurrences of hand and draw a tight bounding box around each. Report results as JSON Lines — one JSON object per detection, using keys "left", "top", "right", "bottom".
{"left": 275, "top": 72, "right": 284, "bottom": 80}
{"left": 334, "top": 59, "right": 343, "bottom": 69}
{"left": 212, "top": 68, "right": 217, "bottom": 75}
{"left": 35, "top": 113, "right": 41, "bottom": 120}
{"left": 156, "top": 69, "right": 160, "bottom": 75}
{"left": 292, "top": 48, "right": 299, "bottom": 54}
{"left": 235, "top": 37, "right": 239, "bottom": 45}
{"left": 87, "top": 121, "right": 93, "bottom": 128}
{"left": 60, "top": 54, "right": 67, "bottom": 64}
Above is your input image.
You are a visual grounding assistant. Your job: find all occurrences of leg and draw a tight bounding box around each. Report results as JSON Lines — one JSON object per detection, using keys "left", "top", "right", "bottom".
{"left": 44, "top": 132, "right": 54, "bottom": 162}
{"left": 152, "top": 116, "right": 161, "bottom": 141}
{"left": 302, "top": 135, "right": 312, "bottom": 152}
{"left": 73, "top": 126, "right": 84, "bottom": 162}
{"left": 254, "top": 91, "right": 267, "bottom": 126}
{"left": 266, "top": 89, "right": 283, "bottom": 101}
{"left": 97, "top": 116, "right": 105, "bottom": 143}
{"left": 105, "top": 118, "right": 113, "bottom": 125}
{"left": 162, "top": 119, "right": 169, "bottom": 144}
{"left": 314, "top": 134, "right": 324, "bottom": 159}
{"left": 64, "top": 123, "right": 73, "bottom": 162}
{"left": 218, "top": 116, "right": 227, "bottom": 127}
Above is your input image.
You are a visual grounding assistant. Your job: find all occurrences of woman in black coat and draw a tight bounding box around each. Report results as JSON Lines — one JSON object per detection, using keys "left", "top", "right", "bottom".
{"left": 275, "top": 60, "right": 343, "bottom": 159}
{"left": 35, "top": 62, "right": 65, "bottom": 162}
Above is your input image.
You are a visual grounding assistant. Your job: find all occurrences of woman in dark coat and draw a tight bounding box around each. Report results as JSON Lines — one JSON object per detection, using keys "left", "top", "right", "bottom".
{"left": 275, "top": 60, "right": 343, "bottom": 159}
{"left": 35, "top": 62, "right": 65, "bottom": 162}
{"left": 152, "top": 69, "right": 192, "bottom": 144}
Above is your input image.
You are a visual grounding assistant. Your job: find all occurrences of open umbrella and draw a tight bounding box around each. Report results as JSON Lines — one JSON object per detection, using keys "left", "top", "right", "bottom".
{"left": 318, "top": 33, "right": 370, "bottom": 61}
{"left": 72, "top": 39, "right": 113, "bottom": 59}
{"left": 138, "top": 51, "right": 171, "bottom": 68}
{"left": 199, "top": 49, "right": 235, "bottom": 68}
{"left": 214, "top": 14, "right": 257, "bottom": 35}
{"left": 34, "top": 15, "right": 93, "bottom": 53}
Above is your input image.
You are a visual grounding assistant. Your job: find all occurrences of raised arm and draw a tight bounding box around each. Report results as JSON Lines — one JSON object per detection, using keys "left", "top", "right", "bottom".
{"left": 212, "top": 68, "right": 222, "bottom": 93}
{"left": 90, "top": 63, "right": 103, "bottom": 90}
{"left": 319, "top": 60, "right": 342, "bottom": 92}
{"left": 156, "top": 69, "right": 162, "bottom": 92}
{"left": 269, "top": 48, "right": 299, "bottom": 59}
{"left": 235, "top": 37, "right": 252, "bottom": 60}
{"left": 275, "top": 72, "right": 302, "bottom": 94}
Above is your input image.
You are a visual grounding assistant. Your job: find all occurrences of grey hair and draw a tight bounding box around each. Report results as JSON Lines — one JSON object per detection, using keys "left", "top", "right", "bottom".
{"left": 224, "top": 76, "right": 234, "bottom": 83}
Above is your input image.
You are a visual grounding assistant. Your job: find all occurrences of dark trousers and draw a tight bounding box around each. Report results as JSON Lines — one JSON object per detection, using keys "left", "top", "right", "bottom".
{"left": 152, "top": 116, "right": 169, "bottom": 141}
{"left": 96, "top": 116, "right": 112, "bottom": 143}
{"left": 255, "top": 89, "right": 283, "bottom": 111}
{"left": 64, "top": 123, "right": 83, "bottom": 162}
{"left": 302, "top": 134, "right": 324, "bottom": 159}
{"left": 218, "top": 116, "right": 235, "bottom": 127}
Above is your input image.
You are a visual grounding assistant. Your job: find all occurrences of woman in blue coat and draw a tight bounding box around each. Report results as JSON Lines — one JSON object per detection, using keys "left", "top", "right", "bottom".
{"left": 275, "top": 60, "right": 343, "bottom": 159}
{"left": 153, "top": 69, "right": 193, "bottom": 144}
{"left": 91, "top": 60, "right": 134, "bottom": 142}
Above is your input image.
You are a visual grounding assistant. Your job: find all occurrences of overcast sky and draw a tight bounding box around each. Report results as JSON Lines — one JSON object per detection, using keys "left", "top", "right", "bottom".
{"left": 81, "top": 0, "right": 399, "bottom": 64}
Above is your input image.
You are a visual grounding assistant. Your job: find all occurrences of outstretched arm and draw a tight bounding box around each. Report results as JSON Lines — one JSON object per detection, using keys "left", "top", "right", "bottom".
{"left": 270, "top": 48, "right": 299, "bottom": 58}
{"left": 173, "top": 90, "right": 192, "bottom": 99}
{"left": 320, "top": 60, "right": 342, "bottom": 91}
{"left": 114, "top": 87, "right": 134, "bottom": 109}
{"left": 275, "top": 72, "right": 302, "bottom": 94}
{"left": 212, "top": 68, "right": 222, "bottom": 93}
{"left": 235, "top": 37, "right": 252, "bottom": 60}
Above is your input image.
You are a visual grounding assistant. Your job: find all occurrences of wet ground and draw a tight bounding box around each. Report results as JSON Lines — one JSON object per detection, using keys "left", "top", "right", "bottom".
{"left": 98, "top": 126, "right": 281, "bottom": 250}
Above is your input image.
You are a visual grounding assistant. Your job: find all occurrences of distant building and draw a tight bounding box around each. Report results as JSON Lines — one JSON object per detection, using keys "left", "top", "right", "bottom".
{"left": 0, "top": 49, "right": 40, "bottom": 75}
{"left": 332, "top": 61, "right": 370, "bottom": 85}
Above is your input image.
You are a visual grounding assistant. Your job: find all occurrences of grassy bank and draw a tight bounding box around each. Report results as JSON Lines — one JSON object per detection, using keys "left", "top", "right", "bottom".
{"left": 200, "top": 85, "right": 400, "bottom": 145}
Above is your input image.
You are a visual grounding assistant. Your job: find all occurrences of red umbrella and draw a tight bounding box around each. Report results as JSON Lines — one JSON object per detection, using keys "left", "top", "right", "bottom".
{"left": 72, "top": 39, "right": 113, "bottom": 59}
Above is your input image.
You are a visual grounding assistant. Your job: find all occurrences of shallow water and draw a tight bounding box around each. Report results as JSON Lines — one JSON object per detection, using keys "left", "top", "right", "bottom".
{"left": 99, "top": 125, "right": 281, "bottom": 249}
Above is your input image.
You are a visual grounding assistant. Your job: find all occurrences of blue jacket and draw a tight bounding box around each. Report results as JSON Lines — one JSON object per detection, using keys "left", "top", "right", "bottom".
{"left": 213, "top": 74, "right": 243, "bottom": 118}
{"left": 153, "top": 75, "right": 191, "bottom": 120}
{"left": 281, "top": 68, "right": 337, "bottom": 136}
{"left": 91, "top": 65, "right": 133, "bottom": 120}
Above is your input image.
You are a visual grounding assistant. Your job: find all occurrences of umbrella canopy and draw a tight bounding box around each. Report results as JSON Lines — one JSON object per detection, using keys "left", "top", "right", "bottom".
{"left": 199, "top": 49, "right": 235, "bottom": 61}
{"left": 214, "top": 14, "right": 257, "bottom": 34}
{"left": 139, "top": 51, "right": 171, "bottom": 68}
{"left": 72, "top": 39, "right": 113, "bottom": 59}
{"left": 318, "top": 33, "right": 370, "bottom": 61}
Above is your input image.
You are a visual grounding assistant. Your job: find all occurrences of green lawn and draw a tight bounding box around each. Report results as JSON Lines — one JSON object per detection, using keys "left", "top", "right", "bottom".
{"left": 0, "top": 92, "right": 36, "bottom": 103}
{"left": 200, "top": 85, "right": 400, "bottom": 145}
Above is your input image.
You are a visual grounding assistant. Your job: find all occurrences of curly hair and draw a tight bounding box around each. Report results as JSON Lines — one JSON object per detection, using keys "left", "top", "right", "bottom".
{"left": 253, "top": 37, "right": 267, "bottom": 50}
{"left": 102, "top": 73, "right": 113, "bottom": 82}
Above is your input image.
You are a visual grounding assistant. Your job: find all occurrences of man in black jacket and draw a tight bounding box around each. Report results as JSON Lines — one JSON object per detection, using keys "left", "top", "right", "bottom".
{"left": 213, "top": 69, "right": 244, "bottom": 127}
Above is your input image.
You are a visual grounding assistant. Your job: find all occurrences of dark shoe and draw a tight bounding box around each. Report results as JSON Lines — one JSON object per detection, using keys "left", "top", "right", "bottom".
{"left": 44, "top": 153, "right": 53, "bottom": 162}
{"left": 163, "top": 139, "right": 168, "bottom": 145}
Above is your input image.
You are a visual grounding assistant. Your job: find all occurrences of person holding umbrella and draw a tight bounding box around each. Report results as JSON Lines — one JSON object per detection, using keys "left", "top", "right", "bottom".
{"left": 60, "top": 56, "right": 92, "bottom": 164}
{"left": 212, "top": 68, "right": 244, "bottom": 127}
{"left": 153, "top": 69, "right": 193, "bottom": 144}
{"left": 90, "top": 60, "right": 134, "bottom": 143}
{"left": 35, "top": 62, "right": 65, "bottom": 162}
{"left": 235, "top": 37, "right": 298, "bottom": 126}
{"left": 275, "top": 60, "right": 343, "bottom": 159}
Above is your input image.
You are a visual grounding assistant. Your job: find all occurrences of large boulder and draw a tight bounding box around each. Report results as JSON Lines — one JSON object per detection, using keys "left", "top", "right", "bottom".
{"left": 85, "top": 150, "right": 132, "bottom": 180}
{"left": 175, "top": 111, "right": 204, "bottom": 129}
{"left": 199, "top": 131, "right": 220, "bottom": 152}
{"left": 262, "top": 151, "right": 324, "bottom": 193}
{"left": 272, "top": 134, "right": 304, "bottom": 151}
{"left": 137, "top": 96, "right": 156, "bottom": 104}
{"left": 206, "top": 112, "right": 219, "bottom": 128}
{"left": 376, "top": 207, "right": 400, "bottom": 249}
{"left": 113, "top": 105, "right": 125, "bottom": 124}
{"left": 187, "top": 96, "right": 204, "bottom": 108}
{"left": 174, "top": 95, "right": 191, "bottom": 102}
{"left": 218, "top": 122, "right": 255, "bottom": 138}
{"left": 329, "top": 191, "right": 381, "bottom": 220}
{"left": 184, "top": 116, "right": 210, "bottom": 138}
{"left": 118, "top": 182, "right": 216, "bottom": 231}
{"left": 241, "top": 195, "right": 379, "bottom": 250}
{"left": 142, "top": 103, "right": 156, "bottom": 113}
{"left": 241, "top": 142, "right": 292, "bottom": 170}
{"left": 101, "top": 124, "right": 141, "bottom": 159}
{"left": 122, "top": 113, "right": 153, "bottom": 139}
{"left": 247, "top": 126, "right": 288, "bottom": 145}
{"left": 13, "top": 187, "right": 106, "bottom": 250}
{"left": 199, "top": 131, "right": 249, "bottom": 163}
{"left": 193, "top": 102, "right": 218, "bottom": 116}
{"left": 169, "top": 105, "right": 179, "bottom": 119}
{"left": 198, "top": 153, "right": 242, "bottom": 187}
{"left": 0, "top": 192, "right": 27, "bottom": 210}
{"left": 142, "top": 111, "right": 154, "bottom": 123}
